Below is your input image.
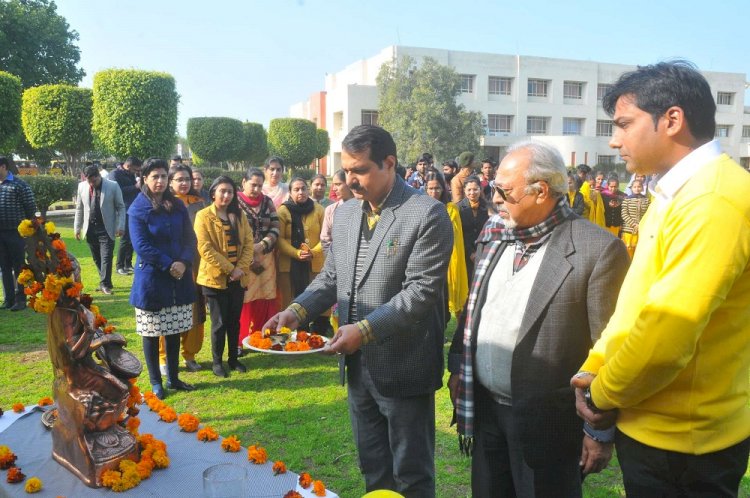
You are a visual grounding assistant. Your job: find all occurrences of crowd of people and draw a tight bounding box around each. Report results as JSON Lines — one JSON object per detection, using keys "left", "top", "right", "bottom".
{"left": 1, "top": 59, "right": 748, "bottom": 497}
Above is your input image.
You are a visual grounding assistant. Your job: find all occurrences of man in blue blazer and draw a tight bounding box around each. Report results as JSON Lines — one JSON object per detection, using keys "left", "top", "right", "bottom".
{"left": 265, "top": 125, "right": 453, "bottom": 497}
{"left": 74, "top": 164, "right": 125, "bottom": 294}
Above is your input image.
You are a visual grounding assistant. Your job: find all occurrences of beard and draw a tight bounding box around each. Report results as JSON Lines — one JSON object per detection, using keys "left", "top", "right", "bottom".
{"left": 496, "top": 206, "right": 517, "bottom": 229}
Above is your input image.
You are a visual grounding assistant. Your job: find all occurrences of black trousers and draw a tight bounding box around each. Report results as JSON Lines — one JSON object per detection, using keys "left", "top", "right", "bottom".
{"left": 142, "top": 334, "right": 180, "bottom": 387}
{"left": 86, "top": 228, "right": 114, "bottom": 289}
{"left": 0, "top": 229, "right": 25, "bottom": 305}
{"left": 116, "top": 214, "right": 134, "bottom": 270}
{"left": 472, "top": 387, "right": 582, "bottom": 498}
{"left": 346, "top": 353, "right": 436, "bottom": 497}
{"left": 616, "top": 430, "right": 750, "bottom": 498}
{"left": 203, "top": 282, "right": 244, "bottom": 365}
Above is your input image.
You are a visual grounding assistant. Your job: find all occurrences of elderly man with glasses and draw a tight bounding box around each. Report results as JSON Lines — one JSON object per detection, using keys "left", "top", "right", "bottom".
{"left": 449, "top": 140, "right": 630, "bottom": 497}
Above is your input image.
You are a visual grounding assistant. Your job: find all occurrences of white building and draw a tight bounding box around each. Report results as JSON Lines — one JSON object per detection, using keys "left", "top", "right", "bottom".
{"left": 291, "top": 46, "right": 750, "bottom": 173}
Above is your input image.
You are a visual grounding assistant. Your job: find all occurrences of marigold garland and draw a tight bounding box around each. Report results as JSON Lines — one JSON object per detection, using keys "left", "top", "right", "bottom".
{"left": 0, "top": 446, "right": 18, "bottom": 469}
{"left": 37, "top": 397, "right": 53, "bottom": 407}
{"left": 7, "top": 466, "right": 25, "bottom": 483}
{"left": 177, "top": 413, "right": 200, "bottom": 432}
{"left": 125, "top": 417, "right": 140, "bottom": 435}
{"left": 272, "top": 460, "right": 287, "bottom": 475}
{"left": 197, "top": 426, "right": 219, "bottom": 442}
{"left": 247, "top": 444, "right": 268, "bottom": 464}
{"left": 17, "top": 220, "right": 35, "bottom": 238}
{"left": 12, "top": 403, "right": 24, "bottom": 413}
{"left": 24, "top": 476, "right": 42, "bottom": 493}
{"left": 312, "top": 480, "right": 326, "bottom": 497}
{"left": 298, "top": 472, "right": 312, "bottom": 489}
{"left": 219, "top": 434, "right": 240, "bottom": 450}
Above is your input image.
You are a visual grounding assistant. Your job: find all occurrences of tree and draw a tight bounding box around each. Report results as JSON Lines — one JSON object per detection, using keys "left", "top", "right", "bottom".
{"left": 0, "top": 0, "right": 84, "bottom": 88}
{"left": 267, "top": 118, "right": 317, "bottom": 168}
{"left": 24, "top": 175, "right": 78, "bottom": 216}
{"left": 0, "top": 71, "right": 22, "bottom": 154}
{"left": 22, "top": 85, "right": 92, "bottom": 172}
{"left": 376, "top": 56, "right": 484, "bottom": 164}
{"left": 92, "top": 69, "right": 178, "bottom": 159}
{"left": 186, "top": 117, "right": 245, "bottom": 166}
{"left": 315, "top": 128, "right": 330, "bottom": 160}
{"left": 243, "top": 122, "right": 268, "bottom": 167}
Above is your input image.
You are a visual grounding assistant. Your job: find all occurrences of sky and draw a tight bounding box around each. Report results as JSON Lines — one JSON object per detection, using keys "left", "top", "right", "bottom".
{"left": 56, "top": 0, "right": 749, "bottom": 136}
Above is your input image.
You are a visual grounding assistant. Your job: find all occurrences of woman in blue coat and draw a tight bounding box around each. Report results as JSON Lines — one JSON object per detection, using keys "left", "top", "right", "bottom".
{"left": 128, "top": 158, "right": 197, "bottom": 399}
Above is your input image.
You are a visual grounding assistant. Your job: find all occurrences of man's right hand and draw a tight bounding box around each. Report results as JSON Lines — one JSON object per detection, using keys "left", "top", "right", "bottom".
{"left": 262, "top": 310, "right": 299, "bottom": 333}
{"left": 75, "top": 231, "right": 81, "bottom": 240}
{"left": 448, "top": 373, "right": 460, "bottom": 408}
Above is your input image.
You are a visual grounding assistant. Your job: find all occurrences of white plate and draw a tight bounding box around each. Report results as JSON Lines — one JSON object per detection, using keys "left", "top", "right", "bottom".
{"left": 242, "top": 332, "right": 328, "bottom": 355}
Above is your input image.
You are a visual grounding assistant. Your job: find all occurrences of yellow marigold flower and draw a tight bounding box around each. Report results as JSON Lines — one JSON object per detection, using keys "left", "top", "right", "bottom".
{"left": 17, "top": 220, "right": 35, "bottom": 238}
{"left": 0, "top": 445, "right": 18, "bottom": 469}
{"left": 150, "top": 449, "right": 169, "bottom": 469}
{"left": 44, "top": 221, "right": 56, "bottom": 234}
{"left": 24, "top": 476, "right": 42, "bottom": 493}
{"left": 219, "top": 434, "right": 240, "bottom": 451}
{"left": 17, "top": 268, "right": 35, "bottom": 286}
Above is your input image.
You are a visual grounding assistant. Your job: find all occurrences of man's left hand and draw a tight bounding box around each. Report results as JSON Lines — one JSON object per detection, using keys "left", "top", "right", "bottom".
{"left": 115, "top": 229, "right": 124, "bottom": 237}
{"left": 325, "top": 324, "right": 363, "bottom": 355}
{"left": 579, "top": 436, "right": 613, "bottom": 475}
{"left": 574, "top": 388, "right": 618, "bottom": 430}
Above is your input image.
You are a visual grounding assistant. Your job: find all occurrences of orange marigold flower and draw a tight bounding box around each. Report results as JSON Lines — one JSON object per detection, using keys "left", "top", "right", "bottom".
{"left": 135, "top": 459, "right": 153, "bottom": 480}
{"left": 24, "top": 476, "right": 42, "bottom": 493}
{"left": 219, "top": 434, "right": 240, "bottom": 450}
{"left": 158, "top": 407, "right": 177, "bottom": 423}
{"left": 272, "top": 461, "right": 287, "bottom": 475}
{"left": 284, "top": 341, "right": 299, "bottom": 352}
{"left": 0, "top": 446, "right": 17, "bottom": 470}
{"left": 64, "top": 282, "right": 83, "bottom": 298}
{"left": 197, "top": 427, "right": 219, "bottom": 442}
{"left": 259, "top": 338, "right": 273, "bottom": 350}
{"left": 7, "top": 466, "right": 25, "bottom": 483}
{"left": 51, "top": 239, "right": 66, "bottom": 251}
{"left": 177, "top": 413, "right": 200, "bottom": 432}
{"left": 298, "top": 472, "right": 312, "bottom": 489}
{"left": 94, "top": 314, "right": 107, "bottom": 328}
{"left": 101, "top": 469, "right": 121, "bottom": 487}
{"left": 296, "top": 342, "right": 311, "bottom": 352}
{"left": 283, "top": 491, "right": 303, "bottom": 498}
{"left": 126, "top": 417, "right": 140, "bottom": 434}
{"left": 37, "top": 397, "right": 53, "bottom": 407}
{"left": 312, "top": 480, "right": 326, "bottom": 496}
{"left": 103, "top": 325, "right": 116, "bottom": 334}
{"left": 308, "top": 334, "right": 325, "bottom": 349}
{"left": 296, "top": 331, "right": 309, "bottom": 342}
{"left": 247, "top": 444, "right": 268, "bottom": 464}
{"left": 12, "top": 403, "right": 24, "bottom": 413}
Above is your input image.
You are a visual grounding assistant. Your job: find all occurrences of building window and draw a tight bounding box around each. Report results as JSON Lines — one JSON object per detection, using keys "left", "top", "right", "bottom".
{"left": 527, "top": 116, "right": 548, "bottom": 135}
{"left": 361, "top": 110, "right": 379, "bottom": 126}
{"left": 527, "top": 79, "right": 549, "bottom": 97}
{"left": 460, "top": 74, "right": 475, "bottom": 93}
{"left": 741, "top": 157, "right": 750, "bottom": 170}
{"left": 597, "top": 84, "right": 613, "bottom": 101}
{"left": 333, "top": 111, "right": 343, "bottom": 132}
{"left": 563, "top": 118, "right": 584, "bottom": 135}
{"left": 488, "top": 114, "right": 513, "bottom": 134}
{"left": 488, "top": 76, "right": 512, "bottom": 95}
{"left": 596, "top": 120, "right": 613, "bottom": 137}
{"left": 717, "top": 92, "right": 734, "bottom": 105}
{"left": 742, "top": 126, "right": 750, "bottom": 139}
{"left": 715, "top": 125, "right": 731, "bottom": 138}
{"left": 563, "top": 81, "right": 584, "bottom": 100}
{"left": 598, "top": 155, "right": 616, "bottom": 166}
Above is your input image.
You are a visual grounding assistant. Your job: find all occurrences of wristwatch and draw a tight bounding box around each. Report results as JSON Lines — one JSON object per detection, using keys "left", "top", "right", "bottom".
{"left": 583, "top": 387, "right": 602, "bottom": 413}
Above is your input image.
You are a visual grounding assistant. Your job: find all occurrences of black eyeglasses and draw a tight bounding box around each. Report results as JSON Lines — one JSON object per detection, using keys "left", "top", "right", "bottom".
{"left": 493, "top": 181, "right": 540, "bottom": 203}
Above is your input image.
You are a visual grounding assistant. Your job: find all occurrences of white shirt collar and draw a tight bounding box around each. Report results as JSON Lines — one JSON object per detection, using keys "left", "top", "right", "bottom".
{"left": 654, "top": 140, "right": 722, "bottom": 201}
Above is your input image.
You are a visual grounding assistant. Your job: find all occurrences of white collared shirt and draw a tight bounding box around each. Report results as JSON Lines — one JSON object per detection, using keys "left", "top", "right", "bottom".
{"left": 654, "top": 140, "right": 722, "bottom": 203}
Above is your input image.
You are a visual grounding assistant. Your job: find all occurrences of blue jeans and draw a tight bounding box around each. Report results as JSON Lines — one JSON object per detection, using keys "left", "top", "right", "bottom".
{"left": 86, "top": 229, "right": 114, "bottom": 289}
{"left": 0, "top": 229, "right": 25, "bottom": 305}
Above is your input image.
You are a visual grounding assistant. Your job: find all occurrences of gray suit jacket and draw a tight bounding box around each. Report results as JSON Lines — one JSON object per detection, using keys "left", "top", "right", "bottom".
{"left": 74, "top": 179, "right": 126, "bottom": 240}
{"left": 450, "top": 216, "right": 630, "bottom": 468}
{"left": 295, "top": 177, "right": 454, "bottom": 397}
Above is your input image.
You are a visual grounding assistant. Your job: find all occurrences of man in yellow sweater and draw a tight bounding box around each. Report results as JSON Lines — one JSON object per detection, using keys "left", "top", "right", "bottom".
{"left": 571, "top": 61, "right": 750, "bottom": 496}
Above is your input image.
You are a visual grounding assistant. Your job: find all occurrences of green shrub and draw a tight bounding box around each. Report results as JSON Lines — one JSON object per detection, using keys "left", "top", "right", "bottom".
{"left": 92, "top": 69, "right": 178, "bottom": 158}
{"left": 0, "top": 71, "right": 22, "bottom": 154}
{"left": 243, "top": 122, "right": 268, "bottom": 166}
{"left": 289, "top": 167, "right": 316, "bottom": 182}
{"left": 187, "top": 117, "right": 245, "bottom": 164}
{"left": 25, "top": 175, "right": 79, "bottom": 215}
{"left": 22, "top": 85, "right": 92, "bottom": 169}
{"left": 267, "top": 118, "right": 317, "bottom": 168}
{"left": 315, "top": 128, "right": 330, "bottom": 159}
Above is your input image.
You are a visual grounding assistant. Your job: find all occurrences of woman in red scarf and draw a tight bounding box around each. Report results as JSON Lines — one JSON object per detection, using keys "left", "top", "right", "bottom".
{"left": 236, "top": 168, "right": 280, "bottom": 350}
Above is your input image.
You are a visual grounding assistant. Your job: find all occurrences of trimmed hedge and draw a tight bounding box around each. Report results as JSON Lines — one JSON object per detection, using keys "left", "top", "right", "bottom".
{"left": 0, "top": 71, "right": 22, "bottom": 154}
{"left": 22, "top": 85, "right": 93, "bottom": 158}
{"left": 267, "top": 118, "right": 317, "bottom": 168}
{"left": 193, "top": 167, "right": 245, "bottom": 188}
{"left": 92, "top": 69, "right": 178, "bottom": 158}
{"left": 24, "top": 175, "right": 79, "bottom": 215}
{"left": 187, "top": 117, "right": 245, "bottom": 164}
{"left": 315, "top": 128, "right": 330, "bottom": 159}
{"left": 243, "top": 122, "right": 268, "bottom": 166}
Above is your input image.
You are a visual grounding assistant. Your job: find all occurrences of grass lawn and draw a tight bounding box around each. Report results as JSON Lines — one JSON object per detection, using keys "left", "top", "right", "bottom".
{"left": 1, "top": 215, "right": 747, "bottom": 497}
